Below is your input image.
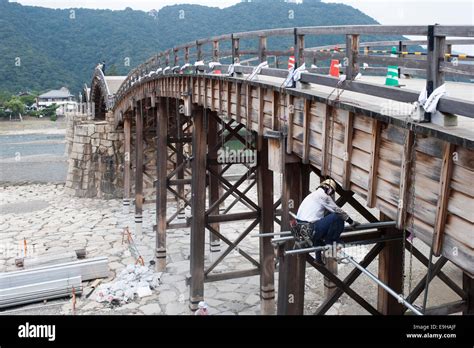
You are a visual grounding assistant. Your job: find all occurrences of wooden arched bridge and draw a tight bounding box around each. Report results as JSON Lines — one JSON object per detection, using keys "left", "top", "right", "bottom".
{"left": 87, "top": 25, "right": 474, "bottom": 315}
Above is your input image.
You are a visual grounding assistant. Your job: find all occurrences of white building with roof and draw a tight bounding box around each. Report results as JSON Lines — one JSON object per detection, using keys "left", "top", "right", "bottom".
{"left": 36, "top": 87, "right": 77, "bottom": 115}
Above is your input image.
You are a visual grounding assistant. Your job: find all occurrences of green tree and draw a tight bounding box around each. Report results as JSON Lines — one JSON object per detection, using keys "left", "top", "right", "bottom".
{"left": 0, "top": 91, "right": 12, "bottom": 107}
{"left": 5, "top": 96, "right": 25, "bottom": 116}
{"left": 43, "top": 103, "right": 59, "bottom": 121}
{"left": 19, "top": 94, "right": 37, "bottom": 106}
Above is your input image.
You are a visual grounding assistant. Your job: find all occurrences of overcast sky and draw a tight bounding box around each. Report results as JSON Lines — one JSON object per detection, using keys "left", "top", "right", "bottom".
{"left": 10, "top": 0, "right": 474, "bottom": 26}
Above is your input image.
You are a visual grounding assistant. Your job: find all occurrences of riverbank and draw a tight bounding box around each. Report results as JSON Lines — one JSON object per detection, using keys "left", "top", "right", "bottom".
{"left": 0, "top": 118, "right": 67, "bottom": 184}
{"left": 0, "top": 116, "right": 66, "bottom": 136}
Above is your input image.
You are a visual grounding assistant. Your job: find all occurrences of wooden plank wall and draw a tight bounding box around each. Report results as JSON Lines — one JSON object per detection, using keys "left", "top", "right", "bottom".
{"left": 119, "top": 76, "right": 474, "bottom": 275}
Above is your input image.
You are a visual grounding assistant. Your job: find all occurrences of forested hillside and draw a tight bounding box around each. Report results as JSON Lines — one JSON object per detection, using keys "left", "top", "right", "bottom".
{"left": 0, "top": 0, "right": 393, "bottom": 95}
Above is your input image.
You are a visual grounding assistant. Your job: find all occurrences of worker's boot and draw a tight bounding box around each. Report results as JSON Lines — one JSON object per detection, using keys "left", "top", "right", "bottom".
{"left": 315, "top": 250, "right": 325, "bottom": 265}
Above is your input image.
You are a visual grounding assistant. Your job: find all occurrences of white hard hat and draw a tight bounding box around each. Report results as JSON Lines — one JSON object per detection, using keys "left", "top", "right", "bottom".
{"left": 198, "top": 301, "right": 208, "bottom": 309}
{"left": 321, "top": 178, "right": 337, "bottom": 191}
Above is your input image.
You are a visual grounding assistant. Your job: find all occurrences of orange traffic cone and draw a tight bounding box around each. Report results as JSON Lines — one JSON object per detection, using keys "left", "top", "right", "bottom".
{"left": 288, "top": 56, "right": 296, "bottom": 70}
{"left": 329, "top": 59, "right": 340, "bottom": 77}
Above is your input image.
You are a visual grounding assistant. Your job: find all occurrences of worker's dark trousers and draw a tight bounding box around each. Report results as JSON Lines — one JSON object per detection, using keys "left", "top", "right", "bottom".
{"left": 311, "top": 213, "right": 345, "bottom": 262}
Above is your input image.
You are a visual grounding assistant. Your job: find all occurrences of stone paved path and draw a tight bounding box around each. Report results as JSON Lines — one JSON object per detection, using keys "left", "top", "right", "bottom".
{"left": 0, "top": 183, "right": 463, "bottom": 315}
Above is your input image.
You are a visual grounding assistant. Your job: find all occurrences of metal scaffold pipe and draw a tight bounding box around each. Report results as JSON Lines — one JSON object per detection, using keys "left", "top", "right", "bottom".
{"left": 341, "top": 251, "right": 423, "bottom": 316}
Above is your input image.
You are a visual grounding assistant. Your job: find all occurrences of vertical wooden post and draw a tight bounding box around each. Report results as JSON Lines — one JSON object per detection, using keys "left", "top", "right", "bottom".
{"left": 156, "top": 98, "right": 168, "bottom": 271}
{"left": 175, "top": 99, "right": 185, "bottom": 220}
{"left": 324, "top": 258, "right": 339, "bottom": 298}
{"left": 123, "top": 115, "right": 131, "bottom": 213}
{"left": 196, "top": 42, "right": 203, "bottom": 62}
{"left": 296, "top": 33, "right": 305, "bottom": 67}
{"left": 258, "top": 135, "right": 275, "bottom": 315}
{"left": 233, "top": 37, "right": 240, "bottom": 64}
{"left": 135, "top": 99, "right": 144, "bottom": 237}
{"left": 342, "top": 111, "right": 354, "bottom": 190}
{"left": 367, "top": 119, "right": 381, "bottom": 208}
{"left": 345, "top": 34, "right": 360, "bottom": 80}
{"left": 184, "top": 47, "right": 190, "bottom": 64}
{"left": 277, "top": 161, "right": 308, "bottom": 315}
{"left": 425, "top": 25, "right": 447, "bottom": 122}
{"left": 212, "top": 40, "right": 220, "bottom": 62}
{"left": 189, "top": 105, "right": 207, "bottom": 311}
{"left": 259, "top": 36, "right": 267, "bottom": 63}
{"left": 433, "top": 142, "right": 455, "bottom": 256}
{"left": 377, "top": 213, "right": 404, "bottom": 315}
{"left": 208, "top": 111, "right": 221, "bottom": 254}
{"left": 397, "top": 130, "right": 415, "bottom": 230}
{"left": 174, "top": 48, "right": 179, "bottom": 67}
{"left": 463, "top": 273, "right": 474, "bottom": 315}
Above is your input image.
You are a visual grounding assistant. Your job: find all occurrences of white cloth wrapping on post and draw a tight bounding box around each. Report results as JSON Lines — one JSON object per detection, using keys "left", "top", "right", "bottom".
{"left": 227, "top": 63, "right": 241, "bottom": 75}
{"left": 410, "top": 84, "right": 446, "bottom": 121}
{"left": 248, "top": 61, "right": 269, "bottom": 81}
{"left": 423, "top": 84, "right": 446, "bottom": 113}
{"left": 283, "top": 63, "right": 306, "bottom": 88}
{"left": 209, "top": 61, "right": 221, "bottom": 69}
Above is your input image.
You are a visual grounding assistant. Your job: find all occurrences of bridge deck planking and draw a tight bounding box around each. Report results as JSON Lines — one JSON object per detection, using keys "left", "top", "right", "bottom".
{"left": 112, "top": 73, "right": 474, "bottom": 276}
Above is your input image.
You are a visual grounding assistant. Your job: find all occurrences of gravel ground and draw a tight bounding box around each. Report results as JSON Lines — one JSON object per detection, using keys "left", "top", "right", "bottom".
{"left": 0, "top": 180, "right": 464, "bottom": 316}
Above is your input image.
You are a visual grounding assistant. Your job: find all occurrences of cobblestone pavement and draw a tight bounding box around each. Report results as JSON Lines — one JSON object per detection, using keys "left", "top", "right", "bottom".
{"left": 0, "top": 183, "right": 463, "bottom": 315}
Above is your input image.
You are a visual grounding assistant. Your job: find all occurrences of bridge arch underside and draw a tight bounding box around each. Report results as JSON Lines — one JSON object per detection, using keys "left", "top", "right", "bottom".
{"left": 114, "top": 74, "right": 474, "bottom": 315}
{"left": 91, "top": 84, "right": 107, "bottom": 120}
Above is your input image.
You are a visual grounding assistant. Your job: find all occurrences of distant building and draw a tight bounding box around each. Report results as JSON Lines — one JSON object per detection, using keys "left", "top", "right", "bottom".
{"left": 36, "top": 87, "right": 77, "bottom": 115}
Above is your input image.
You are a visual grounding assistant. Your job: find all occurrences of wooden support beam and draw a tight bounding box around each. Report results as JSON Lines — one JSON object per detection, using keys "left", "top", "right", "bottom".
{"left": 155, "top": 98, "right": 168, "bottom": 271}
{"left": 236, "top": 83, "right": 242, "bottom": 124}
{"left": 189, "top": 106, "right": 207, "bottom": 311}
{"left": 433, "top": 142, "right": 455, "bottom": 256}
{"left": 463, "top": 273, "right": 474, "bottom": 315}
{"left": 396, "top": 130, "right": 415, "bottom": 230}
{"left": 286, "top": 94, "right": 294, "bottom": 155}
{"left": 307, "top": 255, "right": 381, "bottom": 315}
{"left": 272, "top": 90, "right": 280, "bottom": 131}
{"left": 184, "top": 47, "right": 189, "bottom": 63}
{"left": 258, "top": 87, "right": 265, "bottom": 135}
{"left": 135, "top": 99, "right": 144, "bottom": 236}
{"left": 208, "top": 111, "right": 221, "bottom": 253}
{"left": 296, "top": 34, "right": 305, "bottom": 67}
{"left": 203, "top": 78, "right": 208, "bottom": 109}
{"left": 405, "top": 256, "right": 448, "bottom": 307}
{"left": 422, "top": 300, "right": 466, "bottom": 315}
{"left": 196, "top": 42, "right": 203, "bottom": 62}
{"left": 258, "top": 135, "right": 275, "bottom": 315}
{"left": 259, "top": 36, "right": 267, "bottom": 63}
{"left": 302, "top": 99, "right": 311, "bottom": 165}
{"left": 218, "top": 80, "right": 223, "bottom": 114}
{"left": 277, "top": 161, "right": 308, "bottom": 315}
{"left": 377, "top": 213, "right": 404, "bottom": 315}
{"left": 123, "top": 115, "right": 132, "bottom": 210}
{"left": 246, "top": 84, "right": 252, "bottom": 130}
{"left": 232, "top": 37, "right": 240, "bottom": 64}
{"left": 345, "top": 34, "right": 360, "bottom": 80}
{"left": 212, "top": 40, "right": 219, "bottom": 62}
{"left": 406, "top": 242, "right": 466, "bottom": 300}
{"left": 226, "top": 81, "right": 232, "bottom": 117}
{"left": 342, "top": 112, "right": 354, "bottom": 190}
{"left": 367, "top": 119, "right": 382, "bottom": 208}
{"left": 321, "top": 104, "right": 331, "bottom": 176}
{"left": 315, "top": 243, "right": 384, "bottom": 315}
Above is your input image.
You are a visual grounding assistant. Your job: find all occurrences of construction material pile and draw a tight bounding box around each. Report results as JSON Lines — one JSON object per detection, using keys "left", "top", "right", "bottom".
{"left": 0, "top": 256, "right": 109, "bottom": 309}
{"left": 95, "top": 265, "right": 161, "bottom": 306}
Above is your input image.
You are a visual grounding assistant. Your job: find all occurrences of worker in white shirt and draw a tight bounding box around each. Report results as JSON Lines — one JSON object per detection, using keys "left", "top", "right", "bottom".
{"left": 295, "top": 178, "right": 360, "bottom": 264}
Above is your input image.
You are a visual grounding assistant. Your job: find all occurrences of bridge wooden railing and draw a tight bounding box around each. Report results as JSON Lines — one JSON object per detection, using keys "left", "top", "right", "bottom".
{"left": 114, "top": 25, "right": 474, "bottom": 119}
